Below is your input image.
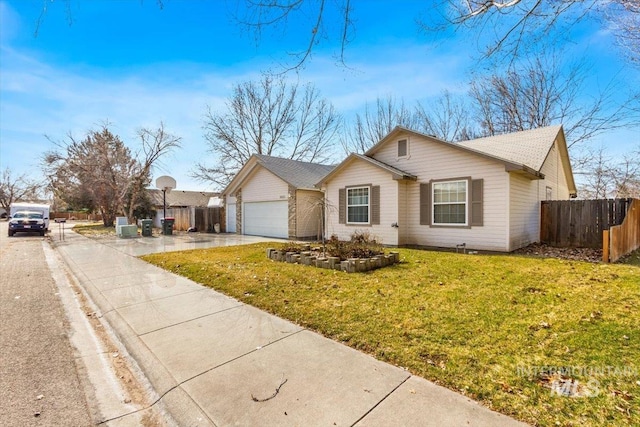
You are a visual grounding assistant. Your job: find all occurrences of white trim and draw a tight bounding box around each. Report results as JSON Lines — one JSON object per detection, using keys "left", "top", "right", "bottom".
{"left": 432, "top": 180, "right": 468, "bottom": 226}
{"left": 346, "top": 186, "right": 370, "bottom": 225}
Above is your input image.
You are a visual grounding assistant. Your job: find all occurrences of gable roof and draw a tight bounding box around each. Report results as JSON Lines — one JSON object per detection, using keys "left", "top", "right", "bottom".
{"left": 316, "top": 153, "right": 417, "bottom": 186}
{"left": 456, "top": 125, "right": 563, "bottom": 171}
{"left": 457, "top": 125, "right": 576, "bottom": 196}
{"left": 148, "top": 189, "right": 219, "bottom": 207}
{"left": 324, "top": 125, "right": 577, "bottom": 196}
{"left": 224, "top": 154, "right": 335, "bottom": 196}
{"left": 365, "top": 126, "right": 544, "bottom": 178}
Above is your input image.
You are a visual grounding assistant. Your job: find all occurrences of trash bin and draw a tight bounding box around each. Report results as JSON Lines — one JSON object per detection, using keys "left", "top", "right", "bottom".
{"left": 161, "top": 217, "right": 175, "bottom": 235}
{"left": 141, "top": 219, "right": 153, "bottom": 237}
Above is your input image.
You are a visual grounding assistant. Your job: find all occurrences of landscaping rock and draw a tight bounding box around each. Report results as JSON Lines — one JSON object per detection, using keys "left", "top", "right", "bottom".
{"left": 268, "top": 248, "right": 399, "bottom": 273}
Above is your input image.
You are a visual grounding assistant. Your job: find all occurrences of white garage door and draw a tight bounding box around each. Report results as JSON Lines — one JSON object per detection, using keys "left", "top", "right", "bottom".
{"left": 243, "top": 201, "right": 288, "bottom": 238}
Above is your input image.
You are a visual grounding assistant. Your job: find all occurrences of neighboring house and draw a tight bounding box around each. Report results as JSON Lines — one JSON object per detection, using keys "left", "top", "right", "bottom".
{"left": 317, "top": 125, "right": 576, "bottom": 252}
{"left": 223, "top": 154, "right": 335, "bottom": 239}
{"left": 148, "top": 189, "right": 218, "bottom": 229}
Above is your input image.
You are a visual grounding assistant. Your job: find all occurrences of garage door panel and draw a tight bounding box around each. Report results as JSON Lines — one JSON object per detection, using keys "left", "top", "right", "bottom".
{"left": 244, "top": 201, "right": 288, "bottom": 238}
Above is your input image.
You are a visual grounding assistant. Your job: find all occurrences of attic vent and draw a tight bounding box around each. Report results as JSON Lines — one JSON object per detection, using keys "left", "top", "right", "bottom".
{"left": 398, "top": 139, "right": 407, "bottom": 157}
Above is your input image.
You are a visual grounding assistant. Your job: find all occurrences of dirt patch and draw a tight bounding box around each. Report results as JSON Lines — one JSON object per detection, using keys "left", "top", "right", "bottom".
{"left": 64, "top": 269, "right": 164, "bottom": 426}
{"left": 514, "top": 243, "right": 603, "bottom": 263}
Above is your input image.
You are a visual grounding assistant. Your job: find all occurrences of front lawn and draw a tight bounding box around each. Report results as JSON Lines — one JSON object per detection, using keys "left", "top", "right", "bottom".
{"left": 72, "top": 222, "right": 116, "bottom": 236}
{"left": 141, "top": 244, "right": 640, "bottom": 426}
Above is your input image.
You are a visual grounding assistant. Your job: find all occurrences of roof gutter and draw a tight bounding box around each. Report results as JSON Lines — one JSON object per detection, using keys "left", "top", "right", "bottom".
{"left": 505, "top": 164, "right": 545, "bottom": 179}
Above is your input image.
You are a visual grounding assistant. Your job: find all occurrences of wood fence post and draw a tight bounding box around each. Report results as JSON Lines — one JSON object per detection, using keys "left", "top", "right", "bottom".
{"left": 602, "top": 229, "right": 610, "bottom": 263}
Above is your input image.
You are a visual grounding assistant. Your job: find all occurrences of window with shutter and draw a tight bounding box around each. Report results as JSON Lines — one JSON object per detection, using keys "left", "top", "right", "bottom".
{"left": 338, "top": 188, "right": 346, "bottom": 224}
{"left": 471, "top": 179, "right": 483, "bottom": 226}
{"left": 347, "top": 186, "right": 369, "bottom": 224}
{"left": 432, "top": 180, "right": 467, "bottom": 225}
{"left": 371, "top": 185, "right": 380, "bottom": 225}
{"left": 420, "top": 183, "right": 431, "bottom": 225}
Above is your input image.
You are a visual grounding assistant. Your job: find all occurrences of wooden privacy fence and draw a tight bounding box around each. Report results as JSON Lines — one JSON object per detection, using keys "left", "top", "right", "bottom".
{"left": 540, "top": 198, "right": 632, "bottom": 249}
{"left": 155, "top": 207, "right": 226, "bottom": 232}
{"left": 52, "top": 211, "right": 103, "bottom": 221}
{"left": 604, "top": 199, "right": 640, "bottom": 263}
{"left": 194, "top": 207, "right": 225, "bottom": 233}
{"left": 169, "top": 208, "right": 191, "bottom": 231}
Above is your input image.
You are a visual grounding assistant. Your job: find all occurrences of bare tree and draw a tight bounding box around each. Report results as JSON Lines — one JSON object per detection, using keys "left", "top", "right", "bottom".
{"left": 32, "top": 1, "right": 639, "bottom": 68}
{"left": 126, "top": 123, "right": 181, "bottom": 222}
{"left": 610, "top": 144, "right": 640, "bottom": 197}
{"left": 0, "top": 168, "right": 42, "bottom": 214}
{"left": 415, "top": 91, "right": 477, "bottom": 141}
{"left": 607, "top": 0, "right": 640, "bottom": 64}
{"left": 341, "top": 96, "right": 418, "bottom": 154}
{"left": 194, "top": 74, "right": 340, "bottom": 188}
{"left": 468, "top": 55, "right": 640, "bottom": 148}
{"left": 235, "top": 0, "right": 354, "bottom": 71}
{"left": 422, "top": 0, "right": 640, "bottom": 64}
{"left": 237, "top": 0, "right": 639, "bottom": 68}
{"left": 576, "top": 147, "right": 614, "bottom": 199}
{"left": 44, "top": 123, "right": 180, "bottom": 226}
{"left": 577, "top": 144, "right": 640, "bottom": 198}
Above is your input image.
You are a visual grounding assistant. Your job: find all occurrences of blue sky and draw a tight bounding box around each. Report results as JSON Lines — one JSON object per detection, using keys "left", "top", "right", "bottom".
{"left": 1, "top": 0, "right": 638, "bottom": 192}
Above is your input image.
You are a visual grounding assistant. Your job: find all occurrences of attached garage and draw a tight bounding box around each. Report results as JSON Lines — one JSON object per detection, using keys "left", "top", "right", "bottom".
{"left": 243, "top": 201, "right": 288, "bottom": 238}
{"left": 222, "top": 154, "right": 334, "bottom": 240}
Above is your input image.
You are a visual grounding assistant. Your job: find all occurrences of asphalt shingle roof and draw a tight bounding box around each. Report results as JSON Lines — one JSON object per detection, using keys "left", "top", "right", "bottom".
{"left": 148, "top": 189, "right": 219, "bottom": 207}
{"left": 253, "top": 154, "right": 335, "bottom": 189}
{"left": 456, "top": 125, "right": 562, "bottom": 172}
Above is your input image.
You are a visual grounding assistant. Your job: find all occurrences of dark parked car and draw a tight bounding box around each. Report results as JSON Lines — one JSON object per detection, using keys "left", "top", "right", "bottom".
{"left": 8, "top": 211, "right": 47, "bottom": 236}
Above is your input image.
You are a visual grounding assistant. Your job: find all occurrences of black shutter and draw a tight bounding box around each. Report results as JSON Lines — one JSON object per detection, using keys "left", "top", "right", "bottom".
{"left": 420, "top": 183, "right": 431, "bottom": 225}
{"left": 371, "top": 186, "right": 380, "bottom": 225}
{"left": 338, "top": 188, "right": 346, "bottom": 224}
{"left": 471, "top": 179, "right": 483, "bottom": 226}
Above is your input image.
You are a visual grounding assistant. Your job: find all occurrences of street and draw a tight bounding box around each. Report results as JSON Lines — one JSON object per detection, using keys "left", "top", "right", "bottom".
{"left": 0, "top": 222, "right": 94, "bottom": 426}
{"left": 0, "top": 222, "right": 161, "bottom": 426}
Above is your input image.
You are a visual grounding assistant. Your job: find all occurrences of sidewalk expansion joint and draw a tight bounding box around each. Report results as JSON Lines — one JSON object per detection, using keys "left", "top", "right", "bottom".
{"left": 349, "top": 374, "right": 412, "bottom": 427}
{"left": 137, "top": 303, "right": 246, "bottom": 336}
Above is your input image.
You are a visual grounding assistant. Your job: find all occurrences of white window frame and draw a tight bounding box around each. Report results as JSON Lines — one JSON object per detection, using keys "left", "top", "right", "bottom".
{"left": 432, "top": 180, "right": 468, "bottom": 226}
{"left": 346, "top": 186, "right": 370, "bottom": 224}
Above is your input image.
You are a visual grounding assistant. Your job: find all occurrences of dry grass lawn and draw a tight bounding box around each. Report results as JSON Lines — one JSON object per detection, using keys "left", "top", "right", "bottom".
{"left": 141, "top": 243, "right": 639, "bottom": 426}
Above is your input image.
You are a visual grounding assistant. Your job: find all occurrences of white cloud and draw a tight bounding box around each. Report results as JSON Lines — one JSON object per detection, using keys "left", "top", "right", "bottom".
{"left": 1, "top": 38, "right": 474, "bottom": 190}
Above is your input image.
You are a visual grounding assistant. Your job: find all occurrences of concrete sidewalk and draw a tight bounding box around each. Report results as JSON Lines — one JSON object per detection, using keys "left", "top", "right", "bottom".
{"left": 52, "top": 228, "right": 528, "bottom": 426}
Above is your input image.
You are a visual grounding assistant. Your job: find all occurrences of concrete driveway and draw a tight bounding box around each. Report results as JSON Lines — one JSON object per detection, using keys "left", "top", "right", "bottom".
{"left": 85, "top": 229, "right": 287, "bottom": 257}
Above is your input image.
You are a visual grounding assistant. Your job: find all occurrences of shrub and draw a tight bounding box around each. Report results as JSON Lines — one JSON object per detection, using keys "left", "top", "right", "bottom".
{"left": 325, "top": 231, "right": 383, "bottom": 260}
{"left": 280, "top": 242, "right": 306, "bottom": 253}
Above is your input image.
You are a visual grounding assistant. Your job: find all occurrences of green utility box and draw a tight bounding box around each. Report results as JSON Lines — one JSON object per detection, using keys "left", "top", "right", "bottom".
{"left": 141, "top": 219, "right": 153, "bottom": 237}
{"left": 161, "top": 217, "right": 175, "bottom": 235}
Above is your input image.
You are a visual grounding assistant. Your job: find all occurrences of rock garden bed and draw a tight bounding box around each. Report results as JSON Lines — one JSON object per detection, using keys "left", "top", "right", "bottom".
{"left": 267, "top": 232, "right": 400, "bottom": 273}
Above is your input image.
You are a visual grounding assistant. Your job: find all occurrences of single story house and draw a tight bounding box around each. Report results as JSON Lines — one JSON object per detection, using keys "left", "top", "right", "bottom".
{"left": 317, "top": 125, "right": 576, "bottom": 252}
{"left": 223, "top": 154, "right": 335, "bottom": 239}
{"left": 148, "top": 189, "right": 219, "bottom": 230}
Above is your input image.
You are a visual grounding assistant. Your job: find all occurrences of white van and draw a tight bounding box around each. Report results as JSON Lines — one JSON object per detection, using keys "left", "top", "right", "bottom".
{"left": 9, "top": 203, "right": 50, "bottom": 231}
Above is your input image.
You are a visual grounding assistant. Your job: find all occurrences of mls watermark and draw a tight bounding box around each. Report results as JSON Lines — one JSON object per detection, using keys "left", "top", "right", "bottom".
{"left": 516, "top": 365, "right": 639, "bottom": 398}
